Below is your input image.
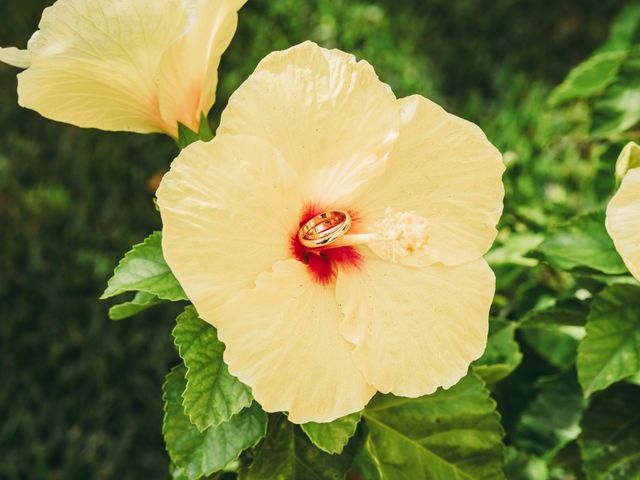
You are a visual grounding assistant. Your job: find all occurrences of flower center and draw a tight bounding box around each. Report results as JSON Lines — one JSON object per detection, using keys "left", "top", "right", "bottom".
{"left": 291, "top": 205, "right": 362, "bottom": 284}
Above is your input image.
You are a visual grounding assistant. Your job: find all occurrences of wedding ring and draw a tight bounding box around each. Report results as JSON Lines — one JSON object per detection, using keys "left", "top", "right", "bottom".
{"left": 298, "top": 210, "right": 351, "bottom": 248}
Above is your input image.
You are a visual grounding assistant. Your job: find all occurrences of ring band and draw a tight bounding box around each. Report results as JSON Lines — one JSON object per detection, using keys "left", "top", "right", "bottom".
{"left": 298, "top": 210, "right": 351, "bottom": 248}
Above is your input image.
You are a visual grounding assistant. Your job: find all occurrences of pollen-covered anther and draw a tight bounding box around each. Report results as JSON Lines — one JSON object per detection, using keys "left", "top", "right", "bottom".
{"left": 369, "top": 208, "right": 429, "bottom": 262}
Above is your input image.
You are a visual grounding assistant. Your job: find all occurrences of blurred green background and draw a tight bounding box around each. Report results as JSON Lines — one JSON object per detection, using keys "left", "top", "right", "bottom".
{"left": 0, "top": 1, "right": 630, "bottom": 478}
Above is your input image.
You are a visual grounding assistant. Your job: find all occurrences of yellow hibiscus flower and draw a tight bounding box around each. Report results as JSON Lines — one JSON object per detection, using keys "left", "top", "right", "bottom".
{"left": 607, "top": 164, "right": 640, "bottom": 282}
{"left": 157, "top": 41, "right": 505, "bottom": 423}
{"left": 0, "top": 0, "right": 246, "bottom": 137}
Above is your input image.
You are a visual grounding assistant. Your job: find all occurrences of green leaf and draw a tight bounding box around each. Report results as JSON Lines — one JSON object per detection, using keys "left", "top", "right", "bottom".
{"left": 549, "top": 3, "right": 640, "bottom": 107}
{"left": 598, "top": 3, "right": 640, "bottom": 53}
{"left": 577, "top": 284, "right": 640, "bottom": 397}
{"left": 550, "top": 441, "right": 586, "bottom": 480}
{"left": 514, "top": 374, "right": 587, "bottom": 459}
{"left": 300, "top": 412, "right": 361, "bottom": 454}
{"left": 626, "top": 371, "right": 640, "bottom": 386}
{"left": 473, "top": 318, "right": 523, "bottom": 384}
{"left": 485, "top": 232, "right": 544, "bottom": 267}
{"left": 101, "top": 231, "right": 187, "bottom": 301}
{"left": 173, "top": 306, "right": 252, "bottom": 431}
{"left": 353, "top": 439, "right": 384, "bottom": 480}
{"left": 592, "top": 47, "right": 640, "bottom": 138}
{"left": 171, "top": 463, "right": 223, "bottom": 480}
{"left": 520, "top": 301, "right": 589, "bottom": 328}
{"left": 241, "top": 414, "right": 354, "bottom": 480}
{"left": 503, "top": 447, "right": 549, "bottom": 480}
{"left": 549, "top": 50, "right": 626, "bottom": 106}
{"left": 537, "top": 211, "right": 627, "bottom": 275}
{"left": 108, "top": 291, "right": 165, "bottom": 320}
{"left": 163, "top": 366, "right": 267, "bottom": 480}
{"left": 519, "top": 303, "right": 588, "bottom": 369}
{"left": 362, "top": 373, "right": 506, "bottom": 479}
{"left": 521, "top": 326, "right": 584, "bottom": 371}
{"left": 579, "top": 383, "right": 640, "bottom": 479}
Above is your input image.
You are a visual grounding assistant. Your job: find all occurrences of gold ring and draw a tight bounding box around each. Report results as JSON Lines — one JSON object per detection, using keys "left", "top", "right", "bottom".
{"left": 298, "top": 210, "right": 351, "bottom": 248}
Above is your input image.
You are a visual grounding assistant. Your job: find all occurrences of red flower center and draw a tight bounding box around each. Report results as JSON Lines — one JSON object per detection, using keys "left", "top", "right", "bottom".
{"left": 290, "top": 204, "right": 363, "bottom": 284}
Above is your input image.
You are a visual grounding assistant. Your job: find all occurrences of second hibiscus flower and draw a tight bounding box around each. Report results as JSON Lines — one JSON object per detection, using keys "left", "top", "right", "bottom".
{"left": 157, "top": 41, "right": 505, "bottom": 423}
{"left": 1, "top": 0, "right": 246, "bottom": 137}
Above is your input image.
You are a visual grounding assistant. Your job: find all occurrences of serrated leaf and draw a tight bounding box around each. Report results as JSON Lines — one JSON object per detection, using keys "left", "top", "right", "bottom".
{"left": 362, "top": 373, "right": 506, "bottom": 480}
{"left": 577, "top": 284, "right": 640, "bottom": 397}
{"left": 549, "top": 51, "right": 625, "bottom": 106}
{"left": 101, "top": 231, "right": 187, "bottom": 301}
{"left": 514, "top": 374, "right": 587, "bottom": 459}
{"left": 173, "top": 306, "right": 252, "bottom": 431}
{"left": 473, "top": 318, "right": 523, "bottom": 384}
{"left": 579, "top": 383, "right": 640, "bottom": 479}
{"left": 241, "top": 414, "right": 354, "bottom": 480}
{"left": 300, "top": 412, "right": 361, "bottom": 455}
{"left": 537, "top": 211, "right": 627, "bottom": 275}
{"left": 171, "top": 463, "right": 222, "bottom": 480}
{"left": 108, "top": 291, "right": 165, "bottom": 320}
{"left": 163, "top": 366, "right": 267, "bottom": 480}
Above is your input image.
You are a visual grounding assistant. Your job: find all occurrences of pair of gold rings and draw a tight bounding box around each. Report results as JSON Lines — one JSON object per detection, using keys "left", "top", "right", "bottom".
{"left": 298, "top": 210, "right": 351, "bottom": 248}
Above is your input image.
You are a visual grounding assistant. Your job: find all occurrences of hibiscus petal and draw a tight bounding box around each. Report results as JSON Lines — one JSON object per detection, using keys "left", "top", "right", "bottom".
{"left": 218, "top": 41, "right": 399, "bottom": 204}
{"left": 218, "top": 259, "right": 375, "bottom": 423}
{"left": 354, "top": 95, "right": 504, "bottom": 267}
{"left": 157, "top": 134, "right": 303, "bottom": 313}
{"left": 158, "top": 0, "right": 246, "bottom": 133}
{"left": 606, "top": 168, "right": 640, "bottom": 281}
{"left": 0, "top": 47, "right": 31, "bottom": 69}
{"left": 17, "top": 0, "right": 189, "bottom": 134}
{"left": 336, "top": 254, "right": 495, "bottom": 396}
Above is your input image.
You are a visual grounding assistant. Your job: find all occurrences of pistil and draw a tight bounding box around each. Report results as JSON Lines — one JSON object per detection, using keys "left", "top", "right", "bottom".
{"left": 324, "top": 208, "right": 429, "bottom": 263}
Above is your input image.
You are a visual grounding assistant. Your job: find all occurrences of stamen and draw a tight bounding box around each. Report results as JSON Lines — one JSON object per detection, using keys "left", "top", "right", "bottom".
{"left": 327, "top": 208, "right": 429, "bottom": 263}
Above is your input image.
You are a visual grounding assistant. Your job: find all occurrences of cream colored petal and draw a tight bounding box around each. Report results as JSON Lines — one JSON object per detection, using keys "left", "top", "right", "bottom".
{"left": 336, "top": 254, "right": 495, "bottom": 396}
{"left": 158, "top": 0, "right": 246, "bottom": 133}
{"left": 17, "top": 0, "right": 189, "bottom": 134}
{"left": 606, "top": 168, "right": 640, "bottom": 281}
{"left": 218, "top": 41, "right": 399, "bottom": 204}
{"left": 354, "top": 95, "right": 504, "bottom": 267}
{"left": 157, "top": 134, "right": 303, "bottom": 314}
{"left": 0, "top": 47, "right": 31, "bottom": 69}
{"left": 218, "top": 259, "right": 375, "bottom": 423}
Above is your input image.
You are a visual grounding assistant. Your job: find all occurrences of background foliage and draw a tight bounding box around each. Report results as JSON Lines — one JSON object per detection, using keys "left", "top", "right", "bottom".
{"left": 0, "top": 0, "right": 637, "bottom": 479}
